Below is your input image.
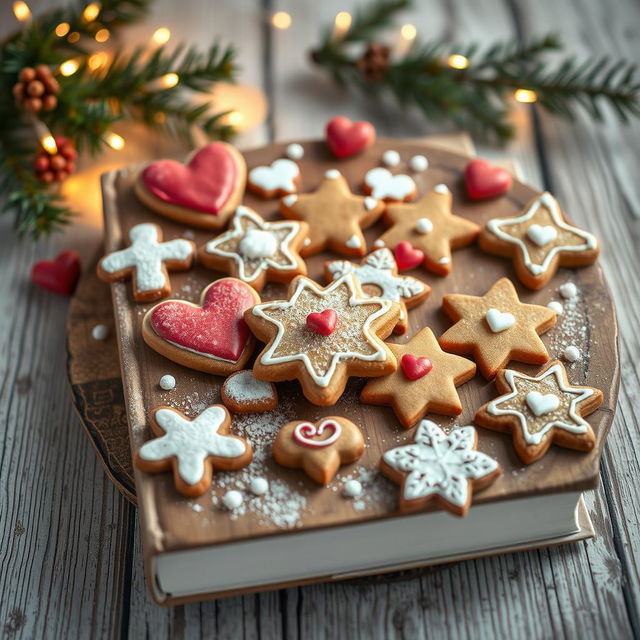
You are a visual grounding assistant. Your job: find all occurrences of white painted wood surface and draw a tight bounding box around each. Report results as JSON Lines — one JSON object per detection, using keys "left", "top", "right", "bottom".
{"left": 1, "top": 0, "right": 639, "bottom": 638}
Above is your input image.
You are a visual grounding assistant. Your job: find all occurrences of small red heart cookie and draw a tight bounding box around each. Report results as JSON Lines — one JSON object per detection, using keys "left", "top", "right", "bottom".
{"left": 394, "top": 241, "right": 424, "bottom": 271}
{"left": 135, "top": 142, "right": 246, "bottom": 230}
{"left": 464, "top": 159, "right": 512, "bottom": 200}
{"left": 325, "top": 116, "right": 376, "bottom": 158}
{"left": 142, "top": 277, "right": 260, "bottom": 375}
{"left": 306, "top": 309, "right": 338, "bottom": 336}
{"left": 31, "top": 250, "right": 81, "bottom": 295}
{"left": 401, "top": 354, "right": 433, "bottom": 380}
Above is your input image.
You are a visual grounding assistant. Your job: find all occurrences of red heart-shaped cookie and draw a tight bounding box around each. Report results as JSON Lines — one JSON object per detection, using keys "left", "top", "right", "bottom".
{"left": 306, "top": 309, "right": 338, "bottom": 336}
{"left": 31, "top": 250, "right": 81, "bottom": 295}
{"left": 401, "top": 354, "right": 433, "bottom": 381}
{"left": 325, "top": 116, "right": 376, "bottom": 158}
{"left": 394, "top": 241, "right": 424, "bottom": 271}
{"left": 464, "top": 159, "right": 512, "bottom": 200}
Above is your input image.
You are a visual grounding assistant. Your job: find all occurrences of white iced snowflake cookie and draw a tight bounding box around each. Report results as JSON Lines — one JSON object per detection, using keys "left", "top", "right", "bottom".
{"left": 221, "top": 369, "right": 278, "bottom": 414}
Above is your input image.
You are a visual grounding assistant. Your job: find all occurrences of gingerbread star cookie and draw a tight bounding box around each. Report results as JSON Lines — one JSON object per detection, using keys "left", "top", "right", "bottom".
{"left": 244, "top": 273, "right": 400, "bottom": 406}
{"left": 273, "top": 417, "right": 364, "bottom": 485}
{"left": 438, "top": 277, "right": 557, "bottom": 379}
{"left": 381, "top": 420, "right": 501, "bottom": 516}
{"left": 324, "top": 248, "right": 430, "bottom": 334}
{"left": 361, "top": 327, "right": 476, "bottom": 428}
{"left": 474, "top": 360, "right": 603, "bottom": 464}
{"left": 375, "top": 184, "right": 480, "bottom": 275}
{"left": 279, "top": 169, "right": 384, "bottom": 257}
{"left": 198, "top": 205, "right": 308, "bottom": 291}
{"left": 479, "top": 191, "right": 599, "bottom": 289}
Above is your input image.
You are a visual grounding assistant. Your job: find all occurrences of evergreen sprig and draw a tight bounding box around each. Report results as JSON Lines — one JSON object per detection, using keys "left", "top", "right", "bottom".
{"left": 311, "top": 0, "right": 640, "bottom": 141}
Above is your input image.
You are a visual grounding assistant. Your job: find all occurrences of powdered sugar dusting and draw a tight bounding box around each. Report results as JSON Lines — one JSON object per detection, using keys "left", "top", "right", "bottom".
{"left": 224, "top": 370, "right": 275, "bottom": 403}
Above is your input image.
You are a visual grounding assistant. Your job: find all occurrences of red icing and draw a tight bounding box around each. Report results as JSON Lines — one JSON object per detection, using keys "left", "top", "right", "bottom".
{"left": 306, "top": 309, "right": 338, "bottom": 336}
{"left": 464, "top": 159, "right": 512, "bottom": 200}
{"left": 394, "top": 241, "right": 424, "bottom": 271}
{"left": 150, "top": 278, "right": 256, "bottom": 361}
{"left": 325, "top": 116, "right": 376, "bottom": 158}
{"left": 31, "top": 250, "right": 81, "bottom": 295}
{"left": 401, "top": 354, "right": 433, "bottom": 381}
{"left": 141, "top": 142, "right": 240, "bottom": 215}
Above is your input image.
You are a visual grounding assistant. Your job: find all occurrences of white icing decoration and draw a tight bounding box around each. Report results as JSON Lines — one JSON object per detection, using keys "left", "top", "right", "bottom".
{"left": 364, "top": 167, "right": 415, "bottom": 200}
{"left": 373, "top": 239, "right": 385, "bottom": 248}
{"left": 364, "top": 196, "right": 379, "bottom": 211}
{"left": 485, "top": 308, "right": 516, "bottom": 333}
{"left": 223, "top": 490, "right": 243, "bottom": 509}
{"left": 382, "top": 420, "right": 500, "bottom": 508}
{"left": 252, "top": 273, "right": 393, "bottom": 388}
{"left": 303, "top": 238, "right": 311, "bottom": 247}
{"left": 345, "top": 234, "right": 362, "bottom": 249}
{"left": 526, "top": 391, "right": 560, "bottom": 416}
{"left": 239, "top": 229, "right": 278, "bottom": 259}
{"left": 415, "top": 218, "right": 433, "bottom": 234}
{"left": 486, "top": 363, "right": 594, "bottom": 445}
{"left": 547, "top": 301, "right": 563, "bottom": 315}
{"left": 159, "top": 374, "right": 176, "bottom": 390}
{"left": 294, "top": 419, "right": 342, "bottom": 448}
{"left": 249, "top": 158, "right": 299, "bottom": 193}
{"left": 224, "top": 370, "right": 274, "bottom": 403}
{"left": 527, "top": 223, "right": 558, "bottom": 247}
{"left": 100, "top": 223, "right": 193, "bottom": 292}
{"left": 343, "top": 479, "right": 363, "bottom": 498}
{"left": 563, "top": 345, "right": 581, "bottom": 362}
{"left": 433, "top": 184, "right": 449, "bottom": 194}
{"left": 487, "top": 193, "right": 598, "bottom": 276}
{"left": 138, "top": 406, "right": 246, "bottom": 486}
{"left": 286, "top": 143, "right": 304, "bottom": 160}
{"left": 250, "top": 477, "right": 269, "bottom": 495}
{"left": 282, "top": 194, "right": 298, "bottom": 207}
{"left": 559, "top": 282, "right": 578, "bottom": 299}
{"left": 438, "top": 257, "right": 451, "bottom": 264}
{"left": 382, "top": 150, "right": 401, "bottom": 167}
{"left": 409, "top": 155, "right": 428, "bottom": 172}
{"left": 91, "top": 324, "right": 108, "bottom": 340}
{"left": 325, "top": 169, "right": 341, "bottom": 179}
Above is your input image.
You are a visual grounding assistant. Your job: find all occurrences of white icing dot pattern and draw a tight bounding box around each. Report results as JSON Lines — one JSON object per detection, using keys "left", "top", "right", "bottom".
{"left": 409, "top": 155, "right": 428, "bottom": 172}
{"left": 382, "top": 150, "right": 401, "bottom": 167}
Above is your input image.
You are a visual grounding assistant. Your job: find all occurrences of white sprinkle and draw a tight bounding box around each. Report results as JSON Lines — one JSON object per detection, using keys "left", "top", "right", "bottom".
{"left": 91, "top": 324, "right": 109, "bottom": 341}
{"left": 382, "top": 150, "right": 400, "bottom": 167}
{"left": 159, "top": 374, "right": 176, "bottom": 390}
{"left": 282, "top": 194, "right": 298, "bottom": 207}
{"left": 182, "top": 229, "right": 195, "bottom": 240}
{"left": 373, "top": 239, "right": 385, "bottom": 248}
{"left": 191, "top": 503, "right": 204, "bottom": 513}
{"left": 303, "top": 238, "right": 311, "bottom": 247}
{"left": 563, "top": 345, "right": 581, "bottom": 362}
{"left": 415, "top": 218, "right": 433, "bottom": 234}
{"left": 438, "top": 256, "right": 451, "bottom": 264}
{"left": 250, "top": 477, "right": 269, "bottom": 495}
{"left": 325, "top": 169, "right": 341, "bottom": 179}
{"left": 409, "top": 155, "right": 428, "bottom": 172}
{"left": 548, "top": 301, "right": 563, "bottom": 315}
{"left": 286, "top": 143, "right": 304, "bottom": 160}
{"left": 343, "top": 479, "right": 363, "bottom": 498}
{"left": 364, "top": 196, "right": 379, "bottom": 211}
{"left": 559, "top": 282, "right": 578, "bottom": 299}
{"left": 346, "top": 234, "right": 362, "bottom": 249}
{"left": 222, "top": 490, "right": 244, "bottom": 510}
{"left": 434, "top": 184, "right": 449, "bottom": 194}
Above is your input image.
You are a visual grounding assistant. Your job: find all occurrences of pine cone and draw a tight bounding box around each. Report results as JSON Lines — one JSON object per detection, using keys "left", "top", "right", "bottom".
{"left": 13, "top": 66, "right": 60, "bottom": 113}
{"left": 356, "top": 43, "right": 391, "bottom": 83}
{"left": 34, "top": 136, "right": 77, "bottom": 184}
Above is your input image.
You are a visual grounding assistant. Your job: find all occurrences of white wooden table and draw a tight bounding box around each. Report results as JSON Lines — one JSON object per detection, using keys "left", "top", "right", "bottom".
{"left": 1, "top": 1, "right": 639, "bottom": 637}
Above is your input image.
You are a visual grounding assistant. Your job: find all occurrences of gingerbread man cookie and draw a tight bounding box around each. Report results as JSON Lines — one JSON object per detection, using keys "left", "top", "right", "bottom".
{"left": 474, "top": 360, "right": 603, "bottom": 464}
{"left": 198, "top": 206, "right": 308, "bottom": 292}
{"left": 479, "top": 192, "right": 599, "bottom": 289}
{"left": 324, "top": 248, "right": 430, "bottom": 334}
{"left": 273, "top": 417, "right": 364, "bottom": 485}
{"left": 375, "top": 185, "right": 480, "bottom": 275}
{"left": 221, "top": 370, "right": 278, "bottom": 414}
{"left": 245, "top": 273, "right": 400, "bottom": 406}
{"left": 279, "top": 169, "right": 384, "bottom": 257}
{"left": 97, "top": 223, "right": 195, "bottom": 302}
{"left": 361, "top": 327, "right": 476, "bottom": 428}
{"left": 439, "top": 277, "right": 556, "bottom": 379}
{"left": 135, "top": 404, "right": 252, "bottom": 496}
{"left": 381, "top": 420, "right": 501, "bottom": 516}
{"left": 248, "top": 158, "right": 301, "bottom": 198}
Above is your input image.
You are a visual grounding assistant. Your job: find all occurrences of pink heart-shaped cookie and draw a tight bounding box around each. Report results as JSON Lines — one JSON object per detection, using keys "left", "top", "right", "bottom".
{"left": 464, "top": 159, "right": 512, "bottom": 200}
{"left": 325, "top": 116, "right": 376, "bottom": 158}
{"left": 31, "top": 250, "right": 81, "bottom": 296}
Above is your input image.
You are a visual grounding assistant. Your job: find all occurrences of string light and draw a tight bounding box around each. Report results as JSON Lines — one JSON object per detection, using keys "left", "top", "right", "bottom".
{"left": 143, "top": 73, "right": 179, "bottom": 91}
{"left": 104, "top": 132, "right": 125, "bottom": 150}
{"left": 95, "top": 28, "right": 110, "bottom": 43}
{"left": 88, "top": 51, "right": 109, "bottom": 71}
{"left": 12, "top": 1, "right": 31, "bottom": 22}
{"left": 67, "top": 32, "right": 80, "bottom": 43}
{"left": 30, "top": 117, "right": 57, "bottom": 154}
{"left": 226, "top": 111, "right": 244, "bottom": 127}
{"left": 271, "top": 11, "right": 292, "bottom": 29}
{"left": 400, "top": 23, "right": 417, "bottom": 41}
{"left": 152, "top": 27, "right": 171, "bottom": 45}
{"left": 41, "top": 135, "right": 58, "bottom": 155}
{"left": 447, "top": 54, "right": 469, "bottom": 70}
{"left": 82, "top": 2, "right": 101, "bottom": 22}
{"left": 514, "top": 88, "right": 538, "bottom": 103}
{"left": 55, "top": 22, "right": 70, "bottom": 37}
{"left": 59, "top": 59, "right": 80, "bottom": 77}
{"left": 333, "top": 11, "right": 352, "bottom": 38}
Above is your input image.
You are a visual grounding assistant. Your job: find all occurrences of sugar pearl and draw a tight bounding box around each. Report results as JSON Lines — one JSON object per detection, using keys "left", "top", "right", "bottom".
{"left": 409, "top": 154, "right": 429, "bottom": 172}
{"left": 325, "top": 169, "right": 341, "bottom": 179}
{"left": 286, "top": 143, "right": 304, "bottom": 160}
{"left": 159, "top": 374, "right": 176, "bottom": 390}
{"left": 563, "top": 345, "right": 581, "bottom": 362}
{"left": 222, "top": 490, "right": 243, "bottom": 510}
{"left": 434, "top": 184, "right": 449, "bottom": 194}
{"left": 547, "top": 301, "right": 563, "bottom": 315}
{"left": 343, "top": 479, "right": 363, "bottom": 498}
{"left": 382, "top": 150, "right": 401, "bottom": 167}
{"left": 91, "top": 324, "right": 109, "bottom": 341}
{"left": 250, "top": 477, "right": 269, "bottom": 496}
{"left": 559, "top": 283, "right": 578, "bottom": 299}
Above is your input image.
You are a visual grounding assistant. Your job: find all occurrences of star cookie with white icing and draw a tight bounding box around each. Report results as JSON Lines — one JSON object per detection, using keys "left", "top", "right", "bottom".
{"left": 479, "top": 191, "right": 599, "bottom": 289}
{"left": 438, "top": 277, "right": 557, "bottom": 379}
{"left": 381, "top": 420, "right": 501, "bottom": 516}
{"left": 374, "top": 185, "right": 480, "bottom": 275}
{"left": 245, "top": 273, "right": 400, "bottom": 406}
{"left": 135, "top": 405, "right": 252, "bottom": 496}
{"left": 324, "top": 248, "right": 430, "bottom": 334}
{"left": 474, "top": 360, "right": 603, "bottom": 463}
{"left": 199, "top": 206, "right": 308, "bottom": 292}
{"left": 279, "top": 169, "right": 384, "bottom": 257}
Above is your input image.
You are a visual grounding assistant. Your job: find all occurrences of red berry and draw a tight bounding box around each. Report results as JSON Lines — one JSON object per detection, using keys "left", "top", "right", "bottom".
{"left": 56, "top": 171, "right": 69, "bottom": 182}
{"left": 24, "top": 97, "right": 42, "bottom": 112}
{"left": 50, "top": 154, "right": 66, "bottom": 171}
{"left": 27, "top": 80, "right": 45, "bottom": 97}
{"left": 61, "top": 146, "right": 77, "bottom": 161}
{"left": 19, "top": 67, "right": 36, "bottom": 83}
{"left": 34, "top": 156, "right": 50, "bottom": 172}
{"left": 40, "top": 171, "right": 54, "bottom": 183}
{"left": 65, "top": 162, "right": 75, "bottom": 174}
{"left": 35, "top": 65, "right": 51, "bottom": 80}
{"left": 42, "top": 94, "right": 57, "bottom": 111}
{"left": 12, "top": 82, "right": 24, "bottom": 100}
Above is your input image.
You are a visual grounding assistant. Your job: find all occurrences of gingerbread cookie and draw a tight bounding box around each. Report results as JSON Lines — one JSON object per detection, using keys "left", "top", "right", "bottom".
{"left": 221, "top": 370, "right": 278, "bottom": 414}
{"left": 361, "top": 327, "right": 476, "bottom": 428}
{"left": 381, "top": 420, "right": 501, "bottom": 516}
{"left": 279, "top": 170, "right": 384, "bottom": 257}
{"left": 474, "top": 360, "right": 603, "bottom": 464}
{"left": 363, "top": 167, "right": 417, "bottom": 202}
{"left": 245, "top": 273, "right": 400, "bottom": 406}
{"left": 375, "top": 185, "right": 480, "bottom": 275}
{"left": 97, "top": 223, "right": 195, "bottom": 302}
{"left": 142, "top": 277, "right": 260, "bottom": 375}
{"left": 479, "top": 192, "right": 599, "bottom": 289}
{"left": 324, "top": 248, "right": 430, "bottom": 334}
{"left": 134, "top": 142, "right": 246, "bottom": 230}
{"left": 248, "top": 158, "right": 301, "bottom": 198}
{"left": 273, "top": 417, "right": 364, "bottom": 485}
{"left": 198, "top": 206, "right": 308, "bottom": 292}
{"left": 439, "top": 277, "right": 557, "bottom": 379}
{"left": 135, "top": 404, "right": 252, "bottom": 496}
